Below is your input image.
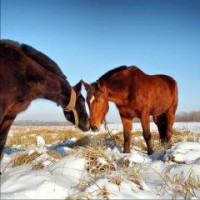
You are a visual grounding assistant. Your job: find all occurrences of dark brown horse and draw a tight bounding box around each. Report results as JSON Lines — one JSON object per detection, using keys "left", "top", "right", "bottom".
{"left": 0, "top": 39, "right": 90, "bottom": 158}
{"left": 82, "top": 66, "right": 178, "bottom": 155}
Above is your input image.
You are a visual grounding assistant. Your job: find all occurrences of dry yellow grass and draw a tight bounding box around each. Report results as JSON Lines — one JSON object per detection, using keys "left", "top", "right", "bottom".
{"left": 13, "top": 151, "right": 42, "bottom": 167}
{"left": 6, "top": 126, "right": 85, "bottom": 147}
{"left": 6, "top": 126, "right": 200, "bottom": 149}
{"left": 6, "top": 126, "right": 200, "bottom": 156}
{"left": 5, "top": 126, "right": 200, "bottom": 172}
{"left": 108, "top": 164, "right": 144, "bottom": 188}
{"left": 12, "top": 150, "right": 63, "bottom": 169}
{"left": 79, "top": 142, "right": 116, "bottom": 177}
{"left": 46, "top": 150, "right": 63, "bottom": 160}
{"left": 158, "top": 169, "right": 200, "bottom": 199}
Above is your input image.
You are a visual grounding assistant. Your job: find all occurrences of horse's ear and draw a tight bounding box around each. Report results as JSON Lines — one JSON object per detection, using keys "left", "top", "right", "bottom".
{"left": 81, "top": 80, "right": 90, "bottom": 91}
{"left": 73, "top": 81, "right": 82, "bottom": 94}
{"left": 96, "top": 81, "right": 107, "bottom": 94}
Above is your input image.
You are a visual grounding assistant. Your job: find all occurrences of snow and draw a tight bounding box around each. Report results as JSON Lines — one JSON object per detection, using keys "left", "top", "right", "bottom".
{"left": 36, "top": 135, "right": 45, "bottom": 147}
{"left": 164, "top": 142, "right": 200, "bottom": 164}
{"left": 94, "top": 122, "right": 200, "bottom": 134}
{"left": 1, "top": 122, "right": 200, "bottom": 199}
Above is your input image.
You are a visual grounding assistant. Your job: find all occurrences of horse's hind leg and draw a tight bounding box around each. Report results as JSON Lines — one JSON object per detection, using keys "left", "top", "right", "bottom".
{"left": 153, "top": 114, "right": 167, "bottom": 143}
{"left": 141, "top": 111, "right": 154, "bottom": 155}
{"left": 153, "top": 112, "right": 175, "bottom": 145}
{"left": 165, "top": 112, "right": 175, "bottom": 143}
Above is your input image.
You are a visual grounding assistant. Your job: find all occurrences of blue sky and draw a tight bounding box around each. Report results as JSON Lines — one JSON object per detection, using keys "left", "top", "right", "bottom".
{"left": 1, "top": 0, "right": 200, "bottom": 122}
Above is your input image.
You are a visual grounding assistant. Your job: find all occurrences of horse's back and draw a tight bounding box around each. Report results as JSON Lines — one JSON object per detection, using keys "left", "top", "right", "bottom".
{"left": 125, "top": 67, "right": 178, "bottom": 115}
{"left": 128, "top": 67, "right": 178, "bottom": 100}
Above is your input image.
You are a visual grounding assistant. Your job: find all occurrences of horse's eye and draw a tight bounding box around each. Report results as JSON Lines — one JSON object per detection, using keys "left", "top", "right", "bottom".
{"left": 95, "top": 98, "right": 102, "bottom": 103}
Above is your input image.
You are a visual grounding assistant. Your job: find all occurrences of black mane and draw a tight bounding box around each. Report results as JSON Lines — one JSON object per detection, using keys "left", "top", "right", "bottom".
{"left": 98, "top": 66, "right": 127, "bottom": 81}
{"left": 21, "top": 44, "right": 66, "bottom": 79}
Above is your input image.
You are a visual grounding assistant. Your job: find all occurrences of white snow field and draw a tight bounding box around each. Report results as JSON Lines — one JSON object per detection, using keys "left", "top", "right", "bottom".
{"left": 1, "top": 122, "right": 200, "bottom": 199}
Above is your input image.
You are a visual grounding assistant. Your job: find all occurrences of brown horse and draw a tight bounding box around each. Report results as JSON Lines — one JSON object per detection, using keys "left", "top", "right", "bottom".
{"left": 82, "top": 66, "right": 178, "bottom": 155}
{"left": 0, "top": 39, "right": 90, "bottom": 158}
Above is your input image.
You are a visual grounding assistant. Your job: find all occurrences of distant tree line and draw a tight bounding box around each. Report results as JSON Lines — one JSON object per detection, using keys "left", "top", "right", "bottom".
{"left": 175, "top": 111, "right": 200, "bottom": 122}
{"left": 13, "top": 120, "right": 69, "bottom": 126}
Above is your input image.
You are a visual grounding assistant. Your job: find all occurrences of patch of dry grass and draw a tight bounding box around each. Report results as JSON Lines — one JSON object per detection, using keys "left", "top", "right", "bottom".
{"left": 6, "top": 126, "right": 200, "bottom": 150}
{"left": 46, "top": 150, "right": 63, "bottom": 160}
{"left": 6, "top": 126, "right": 85, "bottom": 147}
{"left": 72, "top": 139, "right": 144, "bottom": 196}
{"left": 12, "top": 150, "right": 63, "bottom": 169}
{"left": 108, "top": 164, "right": 144, "bottom": 189}
{"left": 98, "top": 186, "right": 110, "bottom": 199}
{"left": 79, "top": 142, "right": 116, "bottom": 177}
{"left": 173, "top": 129, "right": 200, "bottom": 143}
{"left": 13, "top": 151, "right": 42, "bottom": 167}
{"left": 158, "top": 169, "right": 200, "bottom": 199}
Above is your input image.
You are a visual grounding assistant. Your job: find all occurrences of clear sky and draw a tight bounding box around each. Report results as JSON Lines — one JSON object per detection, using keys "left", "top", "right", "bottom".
{"left": 1, "top": 0, "right": 200, "bottom": 122}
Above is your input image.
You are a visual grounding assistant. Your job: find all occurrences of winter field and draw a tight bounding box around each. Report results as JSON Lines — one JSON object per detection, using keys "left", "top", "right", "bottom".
{"left": 1, "top": 122, "right": 200, "bottom": 199}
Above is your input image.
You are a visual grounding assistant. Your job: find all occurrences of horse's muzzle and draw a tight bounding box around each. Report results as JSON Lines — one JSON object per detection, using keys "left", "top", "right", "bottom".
{"left": 79, "top": 122, "right": 90, "bottom": 132}
{"left": 91, "top": 125, "right": 99, "bottom": 132}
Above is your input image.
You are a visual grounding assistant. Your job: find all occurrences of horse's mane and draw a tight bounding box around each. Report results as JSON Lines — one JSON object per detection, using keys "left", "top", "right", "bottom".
{"left": 21, "top": 44, "right": 66, "bottom": 79}
{"left": 1, "top": 40, "right": 66, "bottom": 79}
{"left": 98, "top": 66, "right": 127, "bottom": 81}
{"left": 0, "top": 39, "right": 21, "bottom": 47}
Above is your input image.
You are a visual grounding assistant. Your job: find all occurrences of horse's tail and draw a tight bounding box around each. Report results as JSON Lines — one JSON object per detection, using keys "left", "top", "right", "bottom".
{"left": 173, "top": 80, "right": 179, "bottom": 113}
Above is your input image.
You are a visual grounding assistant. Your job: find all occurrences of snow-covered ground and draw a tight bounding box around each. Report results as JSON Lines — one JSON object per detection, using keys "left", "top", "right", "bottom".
{"left": 1, "top": 122, "right": 200, "bottom": 199}
{"left": 90, "top": 122, "right": 200, "bottom": 134}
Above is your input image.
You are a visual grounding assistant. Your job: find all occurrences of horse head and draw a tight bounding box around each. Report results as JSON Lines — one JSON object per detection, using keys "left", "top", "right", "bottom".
{"left": 64, "top": 81, "right": 90, "bottom": 132}
{"left": 82, "top": 80, "right": 109, "bottom": 131}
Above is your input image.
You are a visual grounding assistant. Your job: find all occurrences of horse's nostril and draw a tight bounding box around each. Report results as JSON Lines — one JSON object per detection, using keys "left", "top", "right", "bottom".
{"left": 91, "top": 125, "right": 98, "bottom": 132}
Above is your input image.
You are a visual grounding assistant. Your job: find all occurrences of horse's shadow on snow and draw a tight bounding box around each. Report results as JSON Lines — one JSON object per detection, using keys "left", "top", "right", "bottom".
{"left": 48, "top": 135, "right": 167, "bottom": 161}
{"left": 47, "top": 135, "right": 123, "bottom": 155}
{"left": 3, "top": 146, "right": 24, "bottom": 155}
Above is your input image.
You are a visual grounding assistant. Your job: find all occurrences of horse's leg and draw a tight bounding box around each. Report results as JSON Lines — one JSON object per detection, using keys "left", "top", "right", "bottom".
{"left": 141, "top": 111, "right": 154, "bottom": 155}
{"left": 0, "top": 115, "right": 16, "bottom": 159}
{"left": 121, "top": 117, "right": 132, "bottom": 153}
{"left": 0, "top": 101, "right": 6, "bottom": 125}
{"left": 165, "top": 111, "right": 175, "bottom": 143}
{"left": 153, "top": 114, "right": 167, "bottom": 143}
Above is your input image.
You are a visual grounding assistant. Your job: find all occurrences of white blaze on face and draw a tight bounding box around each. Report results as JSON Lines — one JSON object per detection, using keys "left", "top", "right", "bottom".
{"left": 90, "top": 95, "right": 95, "bottom": 105}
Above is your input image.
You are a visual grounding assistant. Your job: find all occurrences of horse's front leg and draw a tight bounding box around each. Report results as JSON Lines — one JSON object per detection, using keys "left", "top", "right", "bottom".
{"left": 121, "top": 117, "right": 132, "bottom": 153}
{"left": 141, "top": 111, "right": 154, "bottom": 155}
{"left": 0, "top": 115, "right": 16, "bottom": 159}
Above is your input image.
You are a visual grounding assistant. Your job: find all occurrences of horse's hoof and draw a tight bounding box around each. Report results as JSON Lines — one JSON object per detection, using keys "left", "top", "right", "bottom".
{"left": 123, "top": 150, "right": 131, "bottom": 153}
{"left": 148, "top": 150, "right": 154, "bottom": 155}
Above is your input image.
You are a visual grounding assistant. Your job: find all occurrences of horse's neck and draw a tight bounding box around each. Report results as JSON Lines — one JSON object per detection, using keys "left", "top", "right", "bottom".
{"left": 36, "top": 76, "right": 71, "bottom": 108}
{"left": 106, "top": 83, "right": 125, "bottom": 105}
